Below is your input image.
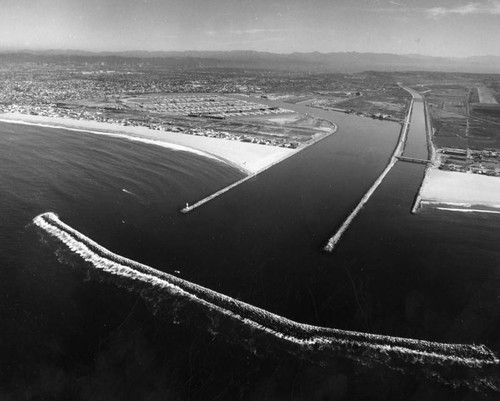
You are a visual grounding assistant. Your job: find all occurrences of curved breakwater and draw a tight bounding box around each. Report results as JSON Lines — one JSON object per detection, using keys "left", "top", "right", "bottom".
{"left": 32, "top": 212, "right": 499, "bottom": 370}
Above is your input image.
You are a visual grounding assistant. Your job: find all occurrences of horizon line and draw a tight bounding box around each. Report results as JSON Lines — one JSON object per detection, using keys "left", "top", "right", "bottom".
{"left": 0, "top": 48, "right": 499, "bottom": 59}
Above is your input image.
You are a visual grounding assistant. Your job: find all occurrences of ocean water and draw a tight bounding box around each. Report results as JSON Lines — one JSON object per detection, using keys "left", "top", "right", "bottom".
{"left": 1, "top": 115, "right": 500, "bottom": 400}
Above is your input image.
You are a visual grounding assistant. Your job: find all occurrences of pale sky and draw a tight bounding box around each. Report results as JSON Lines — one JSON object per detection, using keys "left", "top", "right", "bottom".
{"left": 0, "top": 0, "right": 499, "bottom": 57}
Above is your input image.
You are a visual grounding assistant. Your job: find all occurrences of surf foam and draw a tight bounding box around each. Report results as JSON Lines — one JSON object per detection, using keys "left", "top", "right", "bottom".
{"left": 0, "top": 118, "right": 222, "bottom": 163}
{"left": 33, "top": 212, "right": 499, "bottom": 368}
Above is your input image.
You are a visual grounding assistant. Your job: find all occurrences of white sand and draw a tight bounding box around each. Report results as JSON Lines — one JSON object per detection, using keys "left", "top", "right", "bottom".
{"left": 0, "top": 113, "right": 296, "bottom": 174}
{"left": 420, "top": 168, "right": 500, "bottom": 209}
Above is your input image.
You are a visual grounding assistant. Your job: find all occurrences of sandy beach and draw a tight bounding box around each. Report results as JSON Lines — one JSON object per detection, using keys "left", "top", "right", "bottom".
{"left": 419, "top": 168, "right": 500, "bottom": 210}
{"left": 0, "top": 112, "right": 297, "bottom": 175}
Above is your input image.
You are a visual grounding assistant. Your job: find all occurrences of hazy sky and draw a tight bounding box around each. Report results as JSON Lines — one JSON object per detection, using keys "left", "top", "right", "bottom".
{"left": 0, "top": 0, "right": 499, "bottom": 56}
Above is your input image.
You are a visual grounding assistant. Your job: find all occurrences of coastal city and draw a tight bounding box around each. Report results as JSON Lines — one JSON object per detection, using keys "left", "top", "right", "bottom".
{"left": 1, "top": 55, "right": 499, "bottom": 176}
{"left": 1, "top": 50, "right": 500, "bottom": 401}
{"left": 0, "top": 62, "right": 346, "bottom": 149}
{"left": 1, "top": 96, "right": 301, "bottom": 148}
{"left": 3, "top": 0, "right": 500, "bottom": 399}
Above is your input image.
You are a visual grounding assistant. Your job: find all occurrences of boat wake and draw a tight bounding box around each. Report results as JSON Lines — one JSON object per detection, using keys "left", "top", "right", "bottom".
{"left": 33, "top": 212, "right": 499, "bottom": 389}
{"left": 122, "top": 188, "right": 138, "bottom": 197}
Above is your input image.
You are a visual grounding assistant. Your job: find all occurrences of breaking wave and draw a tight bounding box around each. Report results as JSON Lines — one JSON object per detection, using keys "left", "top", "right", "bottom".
{"left": 0, "top": 118, "right": 222, "bottom": 163}
{"left": 33, "top": 212, "right": 499, "bottom": 371}
{"left": 436, "top": 207, "right": 500, "bottom": 214}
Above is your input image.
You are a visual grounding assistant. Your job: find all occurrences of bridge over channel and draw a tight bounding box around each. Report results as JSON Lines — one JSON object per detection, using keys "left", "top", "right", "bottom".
{"left": 396, "top": 156, "right": 432, "bottom": 165}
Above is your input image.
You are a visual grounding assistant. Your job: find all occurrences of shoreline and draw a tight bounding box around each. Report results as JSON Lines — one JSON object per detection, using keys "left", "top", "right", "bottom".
{"left": 422, "top": 201, "right": 500, "bottom": 214}
{"left": 0, "top": 113, "right": 303, "bottom": 175}
{"left": 418, "top": 169, "right": 500, "bottom": 212}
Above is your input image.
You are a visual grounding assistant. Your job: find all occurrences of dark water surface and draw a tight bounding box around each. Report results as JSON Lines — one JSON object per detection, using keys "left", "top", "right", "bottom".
{"left": 402, "top": 101, "right": 429, "bottom": 159}
{"left": 1, "top": 107, "right": 500, "bottom": 400}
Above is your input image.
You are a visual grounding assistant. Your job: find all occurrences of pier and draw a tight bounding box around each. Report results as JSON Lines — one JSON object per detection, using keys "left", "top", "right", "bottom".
{"left": 324, "top": 92, "right": 417, "bottom": 252}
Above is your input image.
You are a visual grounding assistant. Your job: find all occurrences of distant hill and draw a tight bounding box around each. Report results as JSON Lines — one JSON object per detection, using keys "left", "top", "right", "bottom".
{"left": 1, "top": 49, "right": 500, "bottom": 74}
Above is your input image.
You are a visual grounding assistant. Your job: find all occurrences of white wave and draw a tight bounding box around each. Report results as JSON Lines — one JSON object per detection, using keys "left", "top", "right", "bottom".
{"left": 421, "top": 200, "right": 500, "bottom": 214}
{"left": 33, "top": 212, "right": 499, "bottom": 368}
{"left": 422, "top": 201, "right": 473, "bottom": 208}
{"left": 436, "top": 207, "right": 500, "bottom": 214}
{"left": 0, "top": 118, "right": 222, "bottom": 163}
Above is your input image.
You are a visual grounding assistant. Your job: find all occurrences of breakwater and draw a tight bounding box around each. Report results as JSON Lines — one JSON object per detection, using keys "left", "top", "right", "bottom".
{"left": 323, "top": 98, "right": 414, "bottom": 252}
{"left": 181, "top": 126, "right": 336, "bottom": 213}
{"left": 33, "top": 212, "right": 499, "bottom": 371}
{"left": 181, "top": 173, "right": 257, "bottom": 213}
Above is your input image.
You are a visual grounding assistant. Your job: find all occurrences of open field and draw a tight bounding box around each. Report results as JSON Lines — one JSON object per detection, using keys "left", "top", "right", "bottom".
{"left": 231, "top": 112, "right": 335, "bottom": 142}
{"left": 477, "top": 84, "right": 498, "bottom": 104}
{"left": 468, "top": 117, "right": 500, "bottom": 150}
{"left": 415, "top": 79, "right": 500, "bottom": 152}
{"left": 305, "top": 83, "right": 411, "bottom": 120}
{"left": 419, "top": 84, "right": 470, "bottom": 149}
{"left": 333, "top": 85, "right": 411, "bottom": 119}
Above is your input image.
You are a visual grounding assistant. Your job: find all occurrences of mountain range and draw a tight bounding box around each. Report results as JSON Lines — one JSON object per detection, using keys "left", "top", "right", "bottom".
{"left": 1, "top": 49, "right": 500, "bottom": 74}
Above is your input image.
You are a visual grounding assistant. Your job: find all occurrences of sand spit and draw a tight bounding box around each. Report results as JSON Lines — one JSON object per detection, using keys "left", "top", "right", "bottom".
{"left": 0, "top": 113, "right": 296, "bottom": 175}
{"left": 419, "top": 169, "right": 500, "bottom": 211}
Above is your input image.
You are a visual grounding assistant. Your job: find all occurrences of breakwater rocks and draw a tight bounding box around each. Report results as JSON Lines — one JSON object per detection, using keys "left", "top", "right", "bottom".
{"left": 324, "top": 99, "right": 413, "bottom": 252}
{"left": 33, "top": 212, "right": 499, "bottom": 390}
